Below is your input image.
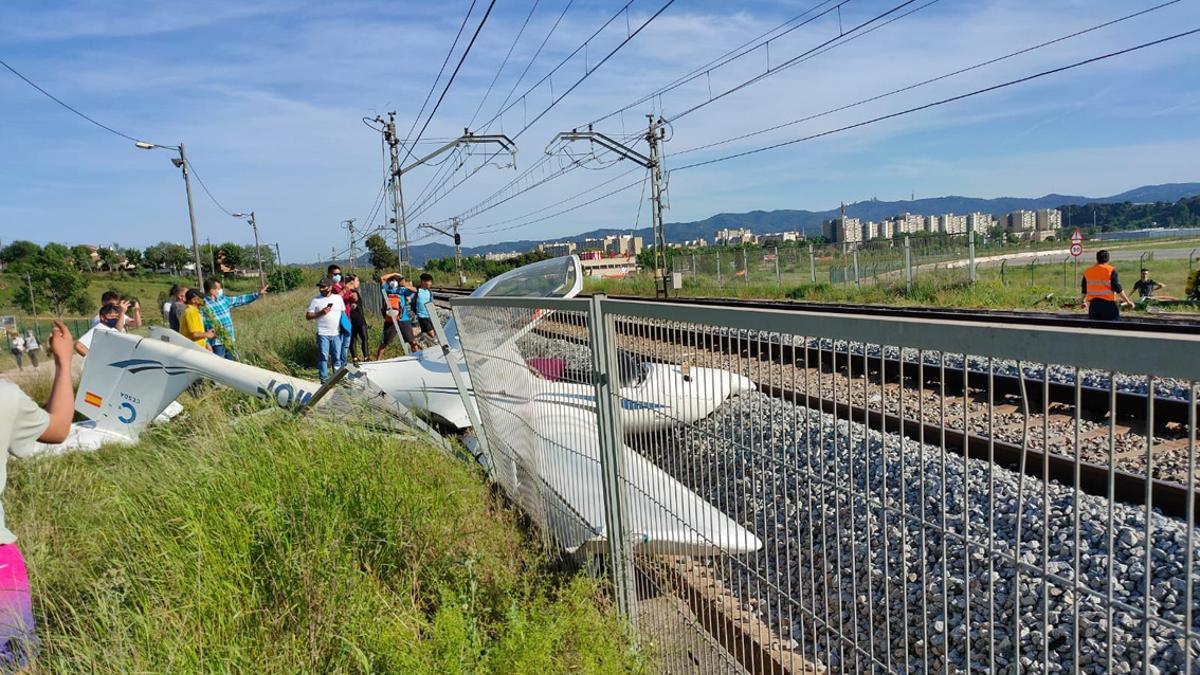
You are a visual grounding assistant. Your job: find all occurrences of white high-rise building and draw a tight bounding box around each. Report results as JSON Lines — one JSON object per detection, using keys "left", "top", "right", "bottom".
{"left": 1035, "top": 209, "right": 1062, "bottom": 232}
{"left": 1007, "top": 210, "right": 1037, "bottom": 232}
{"left": 940, "top": 214, "right": 968, "bottom": 235}
{"left": 822, "top": 217, "right": 862, "bottom": 244}
{"left": 966, "top": 212, "right": 993, "bottom": 234}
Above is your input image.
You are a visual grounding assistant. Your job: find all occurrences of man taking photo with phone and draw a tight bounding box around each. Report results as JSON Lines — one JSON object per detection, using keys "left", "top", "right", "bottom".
{"left": 305, "top": 277, "right": 346, "bottom": 382}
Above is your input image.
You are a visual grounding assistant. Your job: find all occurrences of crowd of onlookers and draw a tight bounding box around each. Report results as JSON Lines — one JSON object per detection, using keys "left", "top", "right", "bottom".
{"left": 66, "top": 281, "right": 267, "bottom": 360}
{"left": 306, "top": 264, "right": 438, "bottom": 381}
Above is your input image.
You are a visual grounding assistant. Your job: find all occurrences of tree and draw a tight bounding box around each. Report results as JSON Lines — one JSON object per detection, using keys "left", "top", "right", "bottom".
{"left": 44, "top": 242, "right": 71, "bottom": 261}
{"left": 1, "top": 240, "right": 41, "bottom": 266}
{"left": 123, "top": 247, "right": 144, "bottom": 270}
{"left": 164, "top": 243, "right": 191, "bottom": 274}
{"left": 99, "top": 247, "right": 123, "bottom": 272}
{"left": 9, "top": 251, "right": 90, "bottom": 316}
{"left": 216, "top": 242, "right": 245, "bottom": 271}
{"left": 70, "top": 244, "right": 95, "bottom": 272}
{"left": 365, "top": 234, "right": 399, "bottom": 272}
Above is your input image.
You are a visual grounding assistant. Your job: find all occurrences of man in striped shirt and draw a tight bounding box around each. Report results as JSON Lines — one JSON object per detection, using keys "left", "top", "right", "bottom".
{"left": 202, "top": 279, "right": 268, "bottom": 359}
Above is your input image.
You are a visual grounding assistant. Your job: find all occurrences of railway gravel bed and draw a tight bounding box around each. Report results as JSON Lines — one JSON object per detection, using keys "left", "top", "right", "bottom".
{"left": 637, "top": 392, "right": 1200, "bottom": 674}
{"left": 518, "top": 330, "right": 1197, "bottom": 485}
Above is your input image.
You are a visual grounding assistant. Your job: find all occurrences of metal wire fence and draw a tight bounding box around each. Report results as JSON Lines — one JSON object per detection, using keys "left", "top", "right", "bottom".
{"left": 452, "top": 293, "right": 1200, "bottom": 674}
{"left": 670, "top": 233, "right": 1081, "bottom": 292}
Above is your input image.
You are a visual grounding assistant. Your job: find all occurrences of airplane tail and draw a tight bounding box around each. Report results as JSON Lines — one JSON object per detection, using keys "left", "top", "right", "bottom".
{"left": 75, "top": 330, "right": 203, "bottom": 440}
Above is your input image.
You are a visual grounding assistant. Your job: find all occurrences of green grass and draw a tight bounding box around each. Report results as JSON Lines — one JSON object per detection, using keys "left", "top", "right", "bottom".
{"left": 7, "top": 292, "right": 643, "bottom": 673}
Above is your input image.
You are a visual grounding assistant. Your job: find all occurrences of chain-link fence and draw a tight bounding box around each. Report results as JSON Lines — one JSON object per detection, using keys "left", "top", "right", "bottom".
{"left": 668, "top": 233, "right": 1086, "bottom": 294}
{"left": 453, "top": 292, "right": 1200, "bottom": 673}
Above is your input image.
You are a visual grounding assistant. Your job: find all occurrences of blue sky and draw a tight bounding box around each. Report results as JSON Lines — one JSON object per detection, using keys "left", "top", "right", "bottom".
{"left": 1, "top": 0, "right": 1198, "bottom": 261}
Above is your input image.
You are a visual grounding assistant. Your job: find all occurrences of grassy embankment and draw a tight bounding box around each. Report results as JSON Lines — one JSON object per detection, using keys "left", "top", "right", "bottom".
{"left": 592, "top": 253, "right": 1200, "bottom": 314}
{"left": 7, "top": 290, "right": 641, "bottom": 673}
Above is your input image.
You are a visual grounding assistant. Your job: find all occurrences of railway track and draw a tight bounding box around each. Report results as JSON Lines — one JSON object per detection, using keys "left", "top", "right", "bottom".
{"left": 435, "top": 289, "right": 1200, "bottom": 522}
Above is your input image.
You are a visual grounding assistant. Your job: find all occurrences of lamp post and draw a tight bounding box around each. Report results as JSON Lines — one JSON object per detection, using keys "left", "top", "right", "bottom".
{"left": 232, "top": 212, "right": 265, "bottom": 288}
{"left": 136, "top": 141, "right": 203, "bottom": 286}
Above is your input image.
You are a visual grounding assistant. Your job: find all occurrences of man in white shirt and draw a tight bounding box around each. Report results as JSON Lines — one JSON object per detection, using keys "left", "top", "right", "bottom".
{"left": 305, "top": 277, "right": 346, "bottom": 382}
{"left": 0, "top": 320, "right": 76, "bottom": 664}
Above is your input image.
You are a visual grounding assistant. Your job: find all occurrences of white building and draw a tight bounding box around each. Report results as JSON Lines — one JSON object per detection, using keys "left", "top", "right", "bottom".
{"left": 1006, "top": 210, "right": 1037, "bottom": 232}
{"left": 966, "top": 212, "right": 993, "bottom": 234}
{"left": 822, "top": 217, "right": 862, "bottom": 244}
{"left": 940, "top": 214, "right": 968, "bottom": 235}
{"left": 892, "top": 213, "right": 925, "bottom": 235}
{"left": 759, "top": 231, "right": 803, "bottom": 246}
{"left": 683, "top": 238, "right": 708, "bottom": 248}
{"left": 714, "top": 228, "right": 755, "bottom": 246}
{"left": 608, "top": 234, "right": 644, "bottom": 256}
{"left": 538, "top": 241, "right": 577, "bottom": 257}
{"left": 1035, "top": 208, "right": 1063, "bottom": 232}
{"left": 484, "top": 251, "right": 521, "bottom": 262}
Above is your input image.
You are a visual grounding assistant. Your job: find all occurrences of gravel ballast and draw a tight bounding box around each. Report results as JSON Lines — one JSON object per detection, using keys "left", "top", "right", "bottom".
{"left": 637, "top": 392, "right": 1200, "bottom": 674}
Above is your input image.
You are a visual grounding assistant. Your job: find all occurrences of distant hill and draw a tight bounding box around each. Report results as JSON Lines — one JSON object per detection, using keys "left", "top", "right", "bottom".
{"left": 399, "top": 182, "right": 1200, "bottom": 265}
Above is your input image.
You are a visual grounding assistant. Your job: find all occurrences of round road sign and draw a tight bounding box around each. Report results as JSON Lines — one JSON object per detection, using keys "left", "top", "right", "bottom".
{"left": 1070, "top": 242, "right": 1083, "bottom": 257}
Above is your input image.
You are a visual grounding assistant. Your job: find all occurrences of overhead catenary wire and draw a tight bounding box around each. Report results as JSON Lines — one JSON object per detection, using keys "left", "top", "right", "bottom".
{"left": 407, "top": 0, "right": 674, "bottom": 217}
{"left": 403, "top": 0, "right": 498, "bottom": 162}
{"left": 459, "top": 25, "right": 1200, "bottom": 241}
{"left": 466, "top": 0, "right": 544, "bottom": 130}
{"left": 671, "top": 27, "right": 1200, "bottom": 172}
{"left": 404, "top": 0, "right": 675, "bottom": 221}
{"left": 399, "top": 0, "right": 480, "bottom": 163}
{"left": 442, "top": 0, "right": 931, "bottom": 226}
{"left": 670, "top": 0, "right": 1183, "bottom": 158}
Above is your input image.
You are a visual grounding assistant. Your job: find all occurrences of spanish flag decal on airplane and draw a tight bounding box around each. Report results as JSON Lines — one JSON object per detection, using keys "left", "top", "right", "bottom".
{"left": 83, "top": 391, "right": 103, "bottom": 407}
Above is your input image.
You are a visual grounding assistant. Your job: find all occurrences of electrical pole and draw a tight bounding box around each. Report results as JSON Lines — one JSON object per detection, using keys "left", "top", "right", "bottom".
{"left": 274, "top": 242, "right": 282, "bottom": 268}
{"left": 233, "top": 212, "right": 266, "bottom": 288}
{"left": 547, "top": 116, "right": 669, "bottom": 297}
{"left": 206, "top": 237, "right": 216, "bottom": 278}
{"left": 381, "top": 112, "right": 408, "bottom": 273}
{"left": 371, "top": 116, "right": 517, "bottom": 276}
{"left": 645, "top": 116, "right": 669, "bottom": 298}
{"left": 342, "top": 219, "right": 357, "bottom": 271}
{"left": 249, "top": 212, "right": 265, "bottom": 287}
{"left": 26, "top": 273, "right": 37, "bottom": 329}
{"left": 176, "top": 143, "right": 204, "bottom": 287}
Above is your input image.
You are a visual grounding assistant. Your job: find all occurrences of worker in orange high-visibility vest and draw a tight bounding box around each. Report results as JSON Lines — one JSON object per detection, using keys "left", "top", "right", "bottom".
{"left": 1081, "top": 249, "right": 1134, "bottom": 321}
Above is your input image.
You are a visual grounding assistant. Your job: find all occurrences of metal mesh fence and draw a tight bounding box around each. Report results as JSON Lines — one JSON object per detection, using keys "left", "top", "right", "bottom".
{"left": 453, "top": 294, "right": 1200, "bottom": 673}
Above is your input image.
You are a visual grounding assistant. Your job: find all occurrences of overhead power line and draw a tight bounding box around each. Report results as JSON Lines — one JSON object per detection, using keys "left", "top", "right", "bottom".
{"left": 0, "top": 56, "right": 150, "bottom": 144}
{"left": 466, "top": 0, "right": 543, "bottom": 129}
{"left": 404, "top": 0, "right": 498, "bottom": 161}
{"left": 184, "top": 159, "right": 235, "bottom": 216}
{"left": 405, "top": 0, "right": 676, "bottom": 220}
{"left": 444, "top": 0, "right": 929, "bottom": 225}
{"left": 671, "top": 0, "right": 1182, "bottom": 158}
{"left": 460, "top": 24, "right": 1199, "bottom": 241}
{"left": 671, "top": 27, "right": 1200, "bottom": 172}
{"left": 399, "top": 0, "right": 480, "bottom": 163}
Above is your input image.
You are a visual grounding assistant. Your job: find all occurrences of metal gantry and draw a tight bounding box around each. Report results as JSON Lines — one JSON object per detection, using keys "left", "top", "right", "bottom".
{"left": 548, "top": 115, "right": 670, "bottom": 297}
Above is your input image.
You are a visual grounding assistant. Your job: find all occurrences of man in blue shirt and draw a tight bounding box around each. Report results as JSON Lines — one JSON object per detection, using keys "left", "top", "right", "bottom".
{"left": 414, "top": 273, "right": 436, "bottom": 343}
{"left": 202, "top": 279, "right": 268, "bottom": 359}
{"left": 374, "top": 273, "right": 419, "bottom": 359}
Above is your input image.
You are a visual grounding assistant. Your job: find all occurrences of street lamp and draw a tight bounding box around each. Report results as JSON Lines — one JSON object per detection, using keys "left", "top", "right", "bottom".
{"left": 232, "top": 212, "right": 266, "bottom": 288}
{"left": 136, "top": 140, "right": 204, "bottom": 286}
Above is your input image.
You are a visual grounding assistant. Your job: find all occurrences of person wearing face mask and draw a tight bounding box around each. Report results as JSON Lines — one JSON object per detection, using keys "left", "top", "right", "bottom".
{"left": 73, "top": 304, "right": 125, "bottom": 357}
{"left": 327, "top": 265, "right": 344, "bottom": 294}
{"left": 306, "top": 277, "right": 346, "bottom": 382}
{"left": 342, "top": 275, "right": 370, "bottom": 363}
{"left": 202, "top": 279, "right": 268, "bottom": 360}
{"left": 374, "top": 272, "right": 419, "bottom": 360}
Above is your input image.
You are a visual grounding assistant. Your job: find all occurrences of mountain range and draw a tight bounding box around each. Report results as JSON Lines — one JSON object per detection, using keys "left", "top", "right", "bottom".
{"left": 395, "top": 182, "right": 1200, "bottom": 265}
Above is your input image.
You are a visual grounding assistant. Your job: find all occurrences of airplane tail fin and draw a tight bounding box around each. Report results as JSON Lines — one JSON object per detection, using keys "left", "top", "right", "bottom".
{"left": 75, "top": 330, "right": 201, "bottom": 440}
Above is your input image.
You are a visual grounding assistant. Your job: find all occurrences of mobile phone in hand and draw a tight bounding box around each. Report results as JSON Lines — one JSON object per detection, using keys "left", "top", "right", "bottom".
{"left": 326, "top": 303, "right": 334, "bottom": 309}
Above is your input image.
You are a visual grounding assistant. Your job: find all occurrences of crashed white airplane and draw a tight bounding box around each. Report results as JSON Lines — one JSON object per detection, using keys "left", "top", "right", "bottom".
{"left": 66, "top": 255, "right": 761, "bottom": 555}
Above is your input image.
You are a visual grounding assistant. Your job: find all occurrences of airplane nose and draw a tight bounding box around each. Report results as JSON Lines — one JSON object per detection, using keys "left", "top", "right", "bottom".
{"left": 728, "top": 373, "right": 756, "bottom": 396}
